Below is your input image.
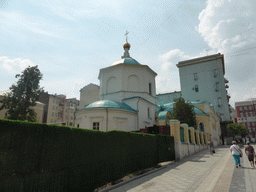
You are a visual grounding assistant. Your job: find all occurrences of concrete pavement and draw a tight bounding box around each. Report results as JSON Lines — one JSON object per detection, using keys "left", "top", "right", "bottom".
{"left": 101, "top": 145, "right": 256, "bottom": 192}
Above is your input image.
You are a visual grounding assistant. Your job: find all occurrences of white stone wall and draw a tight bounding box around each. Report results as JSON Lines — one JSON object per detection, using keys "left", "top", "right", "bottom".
{"left": 98, "top": 64, "right": 157, "bottom": 104}
{"left": 75, "top": 109, "right": 137, "bottom": 132}
{"left": 175, "top": 142, "right": 207, "bottom": 160}
{"left": 124, "top": 98, "right": 159, "bottom": 129}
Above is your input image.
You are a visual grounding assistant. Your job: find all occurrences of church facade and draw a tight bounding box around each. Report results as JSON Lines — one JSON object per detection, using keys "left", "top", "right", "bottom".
{"left": 75, "top": 41, "right": 159, "bottom": 131}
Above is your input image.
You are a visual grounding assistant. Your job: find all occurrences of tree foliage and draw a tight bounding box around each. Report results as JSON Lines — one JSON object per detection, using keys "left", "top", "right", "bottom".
{"left": 227, "top": 123, "right": 248, "bottom": 137}
{"left": 0, "top": 65, "right": 43, "bottom": 122}
{"left": 172, "top": 97, "right": 197, "bottom": 128}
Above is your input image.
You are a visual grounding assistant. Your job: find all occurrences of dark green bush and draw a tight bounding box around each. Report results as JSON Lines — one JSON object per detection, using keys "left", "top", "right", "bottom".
{"left": 0, "top": 119, "right": 174, "bottom": 191}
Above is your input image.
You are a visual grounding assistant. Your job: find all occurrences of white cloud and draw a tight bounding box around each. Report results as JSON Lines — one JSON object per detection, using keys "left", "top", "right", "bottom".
{"left": 0, "top": 56, "right": 34, "bottom": 74}
{"left": 196, "top": 0, "right": 256, "bottom": 105}
{"left": 156, "top": 49, "right": 192, "bottom": 94}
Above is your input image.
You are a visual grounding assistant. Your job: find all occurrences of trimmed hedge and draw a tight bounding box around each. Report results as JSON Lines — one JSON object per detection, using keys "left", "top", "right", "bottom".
{"left": 0, "top": 119, "right": 175, "bottom": 191}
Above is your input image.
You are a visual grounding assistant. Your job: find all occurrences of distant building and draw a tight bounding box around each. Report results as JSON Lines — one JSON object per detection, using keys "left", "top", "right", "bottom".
{"left": 156, "top": 91, "right": 182, "bottom": 105}
{"left": 235, "top": 98, "right": 256, "bottom": 142}
{"left": 78, "top": 83, "right": 99, "bottom": 110}
{"left": 0, "top": 90, "right": 44, "bottom": 123}
{"left": 39, "top": 92, "right": 79, "bottom": 127}
{"left": 176, "top": 53, "right": 230, "bottom": 122}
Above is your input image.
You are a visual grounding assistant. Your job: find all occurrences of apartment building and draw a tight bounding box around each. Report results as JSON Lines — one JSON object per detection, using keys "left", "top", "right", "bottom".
{"left": 39, "top": 92, "right": 79, "bottom": 127}
{"left": 235, "top": 98, "right": 256, "bottom": 142}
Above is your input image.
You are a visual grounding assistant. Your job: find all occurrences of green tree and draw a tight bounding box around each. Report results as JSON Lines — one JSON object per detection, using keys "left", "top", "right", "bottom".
{"left": 0, "top": 65, "right": 43, "bottom": 122}
{"left": 172, "top": 97, "right": 196, "bottom": 128}
{"left": 227, "top": 123, "right": 248, "bottom": 137}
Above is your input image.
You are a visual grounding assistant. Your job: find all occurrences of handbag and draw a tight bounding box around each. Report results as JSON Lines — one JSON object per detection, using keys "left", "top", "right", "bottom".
{"left": 233, "top": 145, "right": 242, "bottom": 157}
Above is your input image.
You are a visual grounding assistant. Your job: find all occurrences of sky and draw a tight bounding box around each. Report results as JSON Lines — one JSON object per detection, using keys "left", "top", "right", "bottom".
{"left": 0, "top": 0, "right": 255, "bottom": 107}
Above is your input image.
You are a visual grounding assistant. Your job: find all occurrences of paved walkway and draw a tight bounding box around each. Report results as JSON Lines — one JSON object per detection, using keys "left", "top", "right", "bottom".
{"left": 101, "top": 145, "right": 256, "bottom": 192}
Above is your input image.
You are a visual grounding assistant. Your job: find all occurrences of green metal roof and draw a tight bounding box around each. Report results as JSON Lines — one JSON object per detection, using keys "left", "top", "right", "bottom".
{"left": 85, "top": 100, "right": 137, "bottom": 112}
{"left": 158, "top": 111, "right": 169, "bottom": 120}
{"left": 111, "top": 57, "right": 140, "bottom": 65}
{"left": 157, "top": 102, "right": 206, "bottom": 120}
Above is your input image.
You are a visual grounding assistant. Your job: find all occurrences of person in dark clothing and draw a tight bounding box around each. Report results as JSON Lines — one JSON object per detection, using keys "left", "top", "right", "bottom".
{"left": 245, "top": 141, "right": 255, "bottom": 168}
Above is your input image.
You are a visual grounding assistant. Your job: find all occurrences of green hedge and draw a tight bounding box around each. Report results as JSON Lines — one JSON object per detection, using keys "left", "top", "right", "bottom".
{"left": 0, "top": 119, "right": 174, "bottom": 191}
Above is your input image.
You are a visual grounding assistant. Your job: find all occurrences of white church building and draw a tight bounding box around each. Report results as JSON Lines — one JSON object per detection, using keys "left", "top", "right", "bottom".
{"left": 75, "top": 41, "right": 159, "bottom": 131}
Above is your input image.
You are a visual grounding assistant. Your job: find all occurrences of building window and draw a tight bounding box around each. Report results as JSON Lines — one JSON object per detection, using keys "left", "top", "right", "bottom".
{"left": 71, "top": 116, "right": 73, "bottom": 120}
{"left": 69, "top": 122, "right": 72, "bottom": 126}
{"left": 195, "top": 85, "right": 199, "bottom": 92}
{"left": 215, "top": 82, "right": 219, "bottom": 91}
{"left": 199, "top": 122, "right": 204, "bottom": 132}
{"left": 51, "top": 112, "right": 54, "bottom": 116}
{"left": 194, "top": 73, "right": 198, "bottom": 80}
{"left": 93, "top": 122, "right": 99, "bottom": 130}
{"left": 52, "top": 106, "right": 55, "bottom": 110}
{"left": 77, "top": 124, "right": 80, "bottom": 128}
{"left": 149, "top": 83, "right": 152, "bottom": 95}
{"left": 239, "top": 107, "right": 242, "bottom": 111}
{"left": 244, "top": 106, "right": 247, "bottom": 110}
{"left": 218, "top": 97, "right": 222, "bottom": 107}
{"left": 214, "top": 69, "right": 218, "bottom": 77}
{"left": 148, "top": 108, "right": 150, "bottom": 118}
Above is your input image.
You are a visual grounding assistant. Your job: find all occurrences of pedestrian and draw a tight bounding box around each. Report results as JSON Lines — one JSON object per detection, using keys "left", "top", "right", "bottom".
{"left": 230, "top": 141, "right": 243, "bottom": 168}
{"left": 207, "top": 139, "right": 214, "bottom": 155}
{"left": 245, "top": 141, "right": 255, "bottom": 168}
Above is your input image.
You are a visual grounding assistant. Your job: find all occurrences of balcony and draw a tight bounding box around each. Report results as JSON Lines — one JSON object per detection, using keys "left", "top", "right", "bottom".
{"left": 224, "top": 78, "right": 229, "bottom": 83}
{"left": 225, "top": 85, "right": 229, "bottom": 89}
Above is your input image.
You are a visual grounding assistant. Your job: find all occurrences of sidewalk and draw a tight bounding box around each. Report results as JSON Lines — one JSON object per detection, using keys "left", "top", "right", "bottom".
{"left": 101, "top": 145, "right": 256, "bottom": 192}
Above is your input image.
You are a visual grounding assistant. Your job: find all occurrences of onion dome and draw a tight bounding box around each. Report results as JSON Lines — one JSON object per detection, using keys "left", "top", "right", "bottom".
{"left": 123, "top": 42, "right": 131, "bottom": 49}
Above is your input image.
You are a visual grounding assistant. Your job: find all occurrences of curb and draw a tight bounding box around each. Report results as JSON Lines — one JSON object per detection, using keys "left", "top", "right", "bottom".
{"left": 99, "top": 164, "right": 168, "bottom": 192}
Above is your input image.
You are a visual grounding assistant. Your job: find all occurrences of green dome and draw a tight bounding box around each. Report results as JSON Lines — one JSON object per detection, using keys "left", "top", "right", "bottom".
{"left": 111, "top": 57, "right": 140, "bottom": 65}
{"left": 85, "top": 100, "right": 137, "bottom": 111}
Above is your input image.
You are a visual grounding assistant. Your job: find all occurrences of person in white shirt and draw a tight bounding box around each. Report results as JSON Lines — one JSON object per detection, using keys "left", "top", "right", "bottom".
{"left": 230, "top": 141, "right": 243, "bottom": 168}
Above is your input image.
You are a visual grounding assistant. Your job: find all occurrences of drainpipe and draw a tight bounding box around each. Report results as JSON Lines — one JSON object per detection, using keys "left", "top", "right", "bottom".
{"left": 137, "top": 98, "right": 141, "bottom": 130}
{"left": 106, "top": 108, "right": 108, "bottom": 131}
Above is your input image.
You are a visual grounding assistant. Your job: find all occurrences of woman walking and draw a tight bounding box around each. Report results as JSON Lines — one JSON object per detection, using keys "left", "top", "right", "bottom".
{"left": 230, "top": 141, "right": 243, "bottom": 168}
{"left": 245, "top": 141, "right": 255, "bottom": 168}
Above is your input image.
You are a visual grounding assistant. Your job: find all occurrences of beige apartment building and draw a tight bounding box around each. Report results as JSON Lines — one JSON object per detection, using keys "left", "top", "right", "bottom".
{"left": 39, "top": 92, "right": 79, "bottom": 127}
{"left": 0, "top": 90, "right": 44, "bottom": 123}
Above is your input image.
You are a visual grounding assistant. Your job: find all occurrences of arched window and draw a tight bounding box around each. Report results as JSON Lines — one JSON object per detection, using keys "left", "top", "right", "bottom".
{"left": 199, "top": 122, "right": 204, "bottom": 132}
{"left": 107, "top": 76, "right": 117, "bottom": 93}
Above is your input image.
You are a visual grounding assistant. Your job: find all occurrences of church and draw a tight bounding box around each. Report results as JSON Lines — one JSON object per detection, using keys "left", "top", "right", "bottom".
{"left": 75, "top": 37, "right": 222, "bottom": 147}
{"left": 75, "top": 39, "right": 159, "bottom": 131}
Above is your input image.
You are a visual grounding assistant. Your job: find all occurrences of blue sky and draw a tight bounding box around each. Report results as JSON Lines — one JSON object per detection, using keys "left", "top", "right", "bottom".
{"left": 0, "top": 0, "right": 255, "bottom": 107}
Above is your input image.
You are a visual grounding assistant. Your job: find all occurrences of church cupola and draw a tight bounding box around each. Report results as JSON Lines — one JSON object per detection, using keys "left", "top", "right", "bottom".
{"left": 122, "top": 31, "right": 131, "bottom": 58}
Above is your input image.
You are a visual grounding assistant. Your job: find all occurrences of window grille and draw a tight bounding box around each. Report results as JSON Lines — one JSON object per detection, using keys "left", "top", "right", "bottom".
{"left": 93, "top": 122, "right": 99, "bottom": 130}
